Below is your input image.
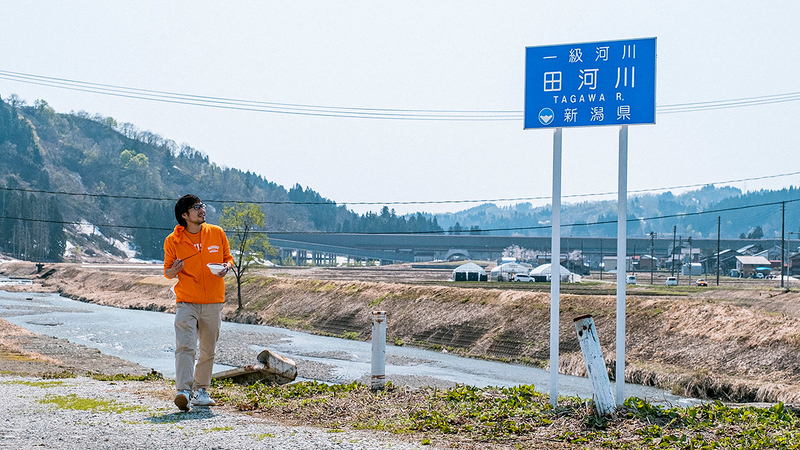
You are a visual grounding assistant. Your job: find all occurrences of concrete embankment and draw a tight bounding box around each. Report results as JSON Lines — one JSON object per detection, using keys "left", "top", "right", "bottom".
{"left": 6, "top": 262, "right": 800, "bottom": 403}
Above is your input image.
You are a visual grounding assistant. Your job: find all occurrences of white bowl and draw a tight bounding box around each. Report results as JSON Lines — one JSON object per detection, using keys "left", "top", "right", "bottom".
{"left": 207, "top": 263, "right": 227, "bottom": 275}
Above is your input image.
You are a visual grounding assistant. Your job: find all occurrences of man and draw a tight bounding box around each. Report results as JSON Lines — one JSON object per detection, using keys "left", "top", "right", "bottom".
{"left": 164, "top": 194, "right": 233, "bottom": 412}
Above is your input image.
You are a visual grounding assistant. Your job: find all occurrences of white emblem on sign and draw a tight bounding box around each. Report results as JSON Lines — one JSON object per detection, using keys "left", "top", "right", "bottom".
{"left": 538, "top": 108, "right": 554, "bottom": 125}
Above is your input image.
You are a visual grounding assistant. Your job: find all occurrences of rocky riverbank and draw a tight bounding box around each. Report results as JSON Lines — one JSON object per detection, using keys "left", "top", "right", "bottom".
{"left": 4, "top": 261, "right": 800, "bottom": 404}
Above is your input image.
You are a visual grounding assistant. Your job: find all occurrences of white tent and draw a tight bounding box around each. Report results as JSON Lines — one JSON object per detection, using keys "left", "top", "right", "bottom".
{"left": 490, "top": 262, "right": 532, "bottom": 281}
{"left": 452, "top": 262, "right": 486, "bottom": 281}
{"left": 530, "top": 263, "right": 577, "bottom": 282}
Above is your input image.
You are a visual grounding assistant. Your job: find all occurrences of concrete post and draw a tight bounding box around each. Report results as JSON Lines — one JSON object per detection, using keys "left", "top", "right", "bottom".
{"left": 573, "top": 315, "right": 615, "bottom": 415}
{"left": 371, "top": 310, "right": 386, "bottom": 390}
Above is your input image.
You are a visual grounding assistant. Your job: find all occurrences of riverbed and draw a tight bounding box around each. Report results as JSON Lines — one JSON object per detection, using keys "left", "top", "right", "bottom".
{"left": 0, "top": 289, "right": 698, "bottom": 406}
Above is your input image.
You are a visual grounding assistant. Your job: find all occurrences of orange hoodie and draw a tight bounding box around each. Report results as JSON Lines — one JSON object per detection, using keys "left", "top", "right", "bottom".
{"left": 163, "top": 223, "right": 234, "bottom": 304}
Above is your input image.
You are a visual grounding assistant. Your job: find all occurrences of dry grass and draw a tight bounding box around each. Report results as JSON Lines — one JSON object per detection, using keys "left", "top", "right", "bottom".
{"left": 8, "top": 261, "right": 800, "bottom": 403}
{"left": 0, "top": 319, "right": 62, "bottom": 365}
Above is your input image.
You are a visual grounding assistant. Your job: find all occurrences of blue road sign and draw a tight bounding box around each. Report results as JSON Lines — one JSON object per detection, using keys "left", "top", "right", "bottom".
{"left": 524, "top": 37, "right": 656, "bottom": 129}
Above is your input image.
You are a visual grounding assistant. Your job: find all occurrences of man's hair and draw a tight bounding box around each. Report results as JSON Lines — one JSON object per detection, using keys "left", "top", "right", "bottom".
{"left": 175, "top": 194, "right": 201, "bottom": 227}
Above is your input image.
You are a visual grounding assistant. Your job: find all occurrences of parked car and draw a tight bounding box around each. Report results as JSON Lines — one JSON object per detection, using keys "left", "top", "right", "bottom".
{"left": 695, "top": 278, "right": 708, "bottom": 287}
{"left": 626, "top": 275, "right": 637, "bottom": 285}
{"left": 665, "top": 276, "right": 678, "bottom": 286}
{"left": 513, "top": 274, "right": 534, "bottom": 282}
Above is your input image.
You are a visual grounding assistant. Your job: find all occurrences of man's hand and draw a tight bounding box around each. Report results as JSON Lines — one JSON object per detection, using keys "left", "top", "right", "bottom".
{"left": 215, "top": 262, "right": 232, "bottom": 277}
{"left": 166, "top": 259, "right": 184, "bottom": 278}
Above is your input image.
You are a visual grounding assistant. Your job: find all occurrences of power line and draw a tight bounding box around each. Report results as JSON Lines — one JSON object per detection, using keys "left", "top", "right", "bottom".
{"left": 2, "top": 170, "right": 799, "bottom": 207}
{"left": 2, "top": 69, "right": 799, "bottom": 120}
{"left": 0, "top": 70, "right": 519, "bottom": 121}
{"left": 3, "top": 196, "right": 797, "bottom": 235}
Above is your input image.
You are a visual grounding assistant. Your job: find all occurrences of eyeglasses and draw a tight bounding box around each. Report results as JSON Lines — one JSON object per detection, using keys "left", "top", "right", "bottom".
{"left": 190, "top": 203, "right": 206, "bottom": 211}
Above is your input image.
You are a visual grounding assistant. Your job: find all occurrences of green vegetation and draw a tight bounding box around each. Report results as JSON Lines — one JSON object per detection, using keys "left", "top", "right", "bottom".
{"left": 341, "top": 331, "right": 360, "bottom": 340}
{"left": 39, "top": 393, "right": 148, "bottom": 414}
{"left": 3, "top": 380, "right": 66, "bottom": 388}
{"left": 204, "top": 426, "right": 234, "bottom": 433}
{"left": 251, "top": 433, "right": 275, "bottom": 440}
{"left": 220, "top": 203, "right": 274, "bottom": 310}
{"left": 89, "top": 372, "right": 164, "bottom": 382}
{"left": 211, "top": 380, "right": 800, "bottom": 449}
{"left": 41, "top": 371, "right": 77, "bottom": 379}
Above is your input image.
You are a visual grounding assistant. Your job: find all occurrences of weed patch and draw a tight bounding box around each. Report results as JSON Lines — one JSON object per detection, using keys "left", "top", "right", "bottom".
{"left": 3, "top": 380, "right": 65, "bottom": 388}
{"left": 212, "top": 380, "right": 800, "bottom": 448}
{"left": 38, "top": 394, "right": 148, "bottom": 414}
{"left": 90, "top": 371, "right": 163, "bottom": 382}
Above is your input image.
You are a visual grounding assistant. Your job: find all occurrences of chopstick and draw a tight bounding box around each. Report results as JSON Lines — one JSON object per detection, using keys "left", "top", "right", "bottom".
{"left": 179, "top": 252, "right": 200, "bottom": 262}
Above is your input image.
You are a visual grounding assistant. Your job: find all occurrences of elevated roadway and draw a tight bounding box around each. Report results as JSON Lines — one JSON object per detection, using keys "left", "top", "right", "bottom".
{"left": 269, "top": 233, "right": 778, "bottom": 264}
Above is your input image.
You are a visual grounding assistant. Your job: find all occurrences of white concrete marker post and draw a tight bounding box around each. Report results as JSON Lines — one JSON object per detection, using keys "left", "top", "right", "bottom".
{"left": 549, "top": 127, "right": 562, "bottom": 407}
{"left": 371, "top": 310, "right": 387, "bottom": 390}
{"left": 573, "top": 315, "right": 615, "bottom": 415}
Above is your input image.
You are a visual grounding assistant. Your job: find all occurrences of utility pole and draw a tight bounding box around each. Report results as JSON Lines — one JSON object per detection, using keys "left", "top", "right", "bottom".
{"left": 677, "top": 236, "right": 682, "bottom": 285}
{"left": 716, "top": 216, "right": 721, "bottom": 286}
{"left": 671, "top": 225, "right": 677, "bottom": 277}
{"left": 788, "top": 230, "right": 794, "bottom": 290}
{"left": 649, "top": 231, "right": 656, "bottom": 285}
{"left": 781, "top": 201, "right": 785, "bottom": 288}
{"left": 687, "top": 236, "right": 693, "bottom": 285}
{"left": 600, "top": 238, "right": 603, "bottom": 280}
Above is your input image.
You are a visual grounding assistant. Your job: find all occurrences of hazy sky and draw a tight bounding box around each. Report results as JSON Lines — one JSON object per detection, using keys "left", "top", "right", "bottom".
{"left": 2, "top": 1, "right": 799, "bottom": 215}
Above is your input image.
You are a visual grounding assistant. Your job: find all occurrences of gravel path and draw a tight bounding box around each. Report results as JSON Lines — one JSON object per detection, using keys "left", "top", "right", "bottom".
{"left": 0, "top": 375, "right": 433, "bottom": 450}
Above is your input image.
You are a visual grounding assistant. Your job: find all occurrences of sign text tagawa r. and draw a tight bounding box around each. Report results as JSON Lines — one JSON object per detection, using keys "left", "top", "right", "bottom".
{"left": 524, "top": 37, "right": 656, "bottom": 129}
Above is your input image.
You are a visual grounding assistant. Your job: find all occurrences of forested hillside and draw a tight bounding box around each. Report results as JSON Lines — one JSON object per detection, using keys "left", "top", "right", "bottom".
{"left": 0, "top": 96, "right": 441, "bottom": 262}
{"left": 433, "top": 184, "right": 800, "bottom": 240}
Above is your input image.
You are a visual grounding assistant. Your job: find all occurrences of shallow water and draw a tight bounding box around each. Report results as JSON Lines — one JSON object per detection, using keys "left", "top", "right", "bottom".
{"left": 0, "top": 290, "right": 700, "bottom": 406}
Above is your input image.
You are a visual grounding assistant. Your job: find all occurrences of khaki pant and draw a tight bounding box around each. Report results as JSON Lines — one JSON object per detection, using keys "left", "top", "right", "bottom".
{"left": 174, "top": 302, "right": 224, "bottom": 392}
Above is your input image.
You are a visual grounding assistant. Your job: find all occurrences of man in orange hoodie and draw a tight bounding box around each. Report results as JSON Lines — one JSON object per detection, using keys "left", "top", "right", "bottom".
{"left": 164, "top": 194, "right": 233, "bottom": 412}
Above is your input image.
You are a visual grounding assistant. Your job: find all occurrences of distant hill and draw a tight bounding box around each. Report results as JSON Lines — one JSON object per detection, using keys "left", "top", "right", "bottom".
{"left": 1, "top": 95, "right": 799, "bottom": 263}
{"left": 0, "top": 96, "right": 441, "bottom": 262}
{"left": 430, "top": 184, "right": 800, "bottom": 240}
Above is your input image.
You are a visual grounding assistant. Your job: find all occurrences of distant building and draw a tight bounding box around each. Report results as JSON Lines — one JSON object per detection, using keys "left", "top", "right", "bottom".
{"left": 735, "top": 255, "right": 772, "bottom": 277}
{"left": 633, "top": 254, "right": 657, "bottom": 271}
{"left": 603, "top": 256, "right": 633, "bottom": 272}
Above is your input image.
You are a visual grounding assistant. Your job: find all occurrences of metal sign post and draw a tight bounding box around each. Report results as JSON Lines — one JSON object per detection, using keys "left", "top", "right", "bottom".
{"left": 616, "top": 124, "right": 628, "bottom": 405}
{"left": 525, "top": 37, "right": 656, "bottom": 407}
{"left": 549, "top": 127, "right": 562, "bottom": 406}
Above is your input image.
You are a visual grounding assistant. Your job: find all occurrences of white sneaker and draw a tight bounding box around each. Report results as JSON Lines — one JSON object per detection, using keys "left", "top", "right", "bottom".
{"left": 191, "top": 388, "right": 216, "bottom": 406}
{"left": 174, "top": 390, "right": 192, "bottom": 412}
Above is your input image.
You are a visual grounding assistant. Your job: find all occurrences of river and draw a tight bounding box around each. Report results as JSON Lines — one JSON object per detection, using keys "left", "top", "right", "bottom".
{"left": 0, "top": 289, "right": 699, "bottom": 406}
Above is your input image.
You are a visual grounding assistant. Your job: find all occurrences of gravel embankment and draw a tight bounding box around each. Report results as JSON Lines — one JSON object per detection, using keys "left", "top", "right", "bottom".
{"left": 1, "top": 375, "right": 432, "bottom": 449}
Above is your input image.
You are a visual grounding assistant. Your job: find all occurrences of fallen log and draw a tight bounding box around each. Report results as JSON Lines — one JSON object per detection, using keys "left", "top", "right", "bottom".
{"left": 212, "top": 349, "right": 297, "bottom": 385}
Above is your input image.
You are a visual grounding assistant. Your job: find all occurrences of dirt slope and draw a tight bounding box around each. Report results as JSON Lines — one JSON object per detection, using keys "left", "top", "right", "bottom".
{"left": 4, "top": 262, "right": 800, "bottom": 403}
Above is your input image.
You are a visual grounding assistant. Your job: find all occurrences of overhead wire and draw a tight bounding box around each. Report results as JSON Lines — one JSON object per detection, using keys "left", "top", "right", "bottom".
{"left": 2, "top": 71, "right": 799, "bottom": 233}
{"left": 1, "top": 197, "right": 797, "bottom": 235}
{"left": 1, "top": 69, "right": 799, "bottom": 120}
{"left": 0, "top": 70, "right": 519, "bottom": 121}
{"left": 2, "top": 170, "right": 799, "bottom": 207}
